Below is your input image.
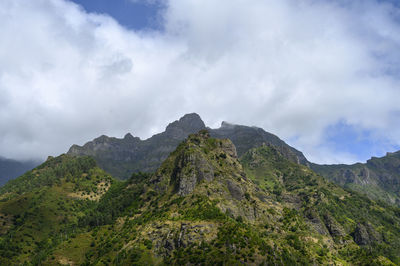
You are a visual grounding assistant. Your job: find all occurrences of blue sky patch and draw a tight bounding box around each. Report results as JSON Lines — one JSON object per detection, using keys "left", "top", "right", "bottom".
{"left": 324, "top": 121, "right": 400, "bottom": 162}
{"left": 70, "top": 0, "right": 164, "bottom": 30}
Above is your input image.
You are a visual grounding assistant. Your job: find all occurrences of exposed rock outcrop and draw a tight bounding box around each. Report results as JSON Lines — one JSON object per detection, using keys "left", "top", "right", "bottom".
{"left": 353, "top": 222, "right": 382, "bottom": 246}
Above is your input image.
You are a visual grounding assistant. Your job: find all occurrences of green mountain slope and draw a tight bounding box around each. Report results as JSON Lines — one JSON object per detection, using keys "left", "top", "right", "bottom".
{"left": 1, "top": 132, "right": 400, "bottom": 265}
{"left": 312, "top": 151, "right": 400, "bottom": 206}
{"left": 0, "top": 155, "right": 114, "bottom": 264}
{"left": 241, "top": 144, "right": 400, "bottom": 264}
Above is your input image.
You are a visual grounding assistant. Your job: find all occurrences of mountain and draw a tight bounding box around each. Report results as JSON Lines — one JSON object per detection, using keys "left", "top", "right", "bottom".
{"left": 209, "top": 121, "right": 308, "bottom": 165}
{"left": 0, "top": 157, "right": 38, "bottom": 186}
{"left": 67, "top": 113, "right": 400, "bottom": 208}
{"left": 312, "top": 151, "right": 400, "bottom": 206}
{"left": 1, "top": 131, "right": 400, "bottom": 264}
{"left": 68, "top": 113, "right": 308, "bottom": 179}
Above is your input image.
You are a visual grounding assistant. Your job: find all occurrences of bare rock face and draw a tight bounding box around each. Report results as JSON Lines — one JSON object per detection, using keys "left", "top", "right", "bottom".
{"left": 305, "top": 209, "right": 329, "bottom": 236}
{"left": 220, "top": 140, "right": 238, "bottom": 158}
{"left": 144, "top": 221, "right": 218, "bottom": 257}
{"left": 226, "top": 180, "right": 243, "bottom": 200}
{"left": 151, "top": 131, "right": 220, "bottom": 196}
{"left": 174, "top": 152, "right": 214, "bottom": 196}
{"left": 353, "top": 223, "right": 382, "bottom": 246}
{"left": 165, "top": 113, "right": 206, "bottom": 140}
{"left": 323, "top": 214, "right": 346, "bottom": 241}
{"left": 354, "top": 223, "right": 370, "bottom": 246}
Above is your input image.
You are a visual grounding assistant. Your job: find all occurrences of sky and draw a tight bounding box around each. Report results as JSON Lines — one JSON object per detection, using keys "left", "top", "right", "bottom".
{"left": 0, "top": 0, "right": 400, "bottom": 164}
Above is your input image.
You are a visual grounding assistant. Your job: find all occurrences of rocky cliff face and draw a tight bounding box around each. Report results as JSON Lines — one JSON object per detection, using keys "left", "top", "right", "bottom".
{"left": 68, "top": 113, "right": 308, "bottom": 179}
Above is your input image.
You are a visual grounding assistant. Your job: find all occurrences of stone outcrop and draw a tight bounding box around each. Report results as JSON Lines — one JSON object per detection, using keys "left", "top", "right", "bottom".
{"left": 323, "top": 214, "right": 346, "bottom": 240}
{"left": 353, "top": 222, "right": 382, "bottom": 246}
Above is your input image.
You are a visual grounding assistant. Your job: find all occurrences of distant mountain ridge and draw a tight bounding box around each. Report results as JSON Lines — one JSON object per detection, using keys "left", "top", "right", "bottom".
{"left": 68, "top": 113, "right": 308, "bottom": 179}
{"left": 312, "top": 151, "right": 400, "bottom": 206}
{"left": 0, "top": 157, "right": 38, "bottom": 186}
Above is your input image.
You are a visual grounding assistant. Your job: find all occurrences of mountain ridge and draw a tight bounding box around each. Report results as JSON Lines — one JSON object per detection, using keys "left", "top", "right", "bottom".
{"left": 67, "top": 113, "right": 309, "bottom": 179}
{"left": 312, "top": 150, "right": 400, "bottom": 206}
{"left": 66, "top": 113, "right": 400, "bottom": 207}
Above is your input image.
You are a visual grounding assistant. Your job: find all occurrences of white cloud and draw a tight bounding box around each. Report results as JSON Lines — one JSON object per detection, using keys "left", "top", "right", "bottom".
{"left": 0, "top": 0, "right": 399, "bottom": 163}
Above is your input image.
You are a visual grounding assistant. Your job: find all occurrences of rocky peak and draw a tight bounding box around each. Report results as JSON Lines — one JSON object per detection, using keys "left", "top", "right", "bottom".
{"left": 124, "top": 133, "right": 134, "bottom": 140}
{"left": 165, "top": 113, "right": 206, "bottom": 138}
{"left": 123, "top": 133, "right": 140, "bottom": 142}
{"left": 93, "top": 135, "right": 111, "bottom": 144}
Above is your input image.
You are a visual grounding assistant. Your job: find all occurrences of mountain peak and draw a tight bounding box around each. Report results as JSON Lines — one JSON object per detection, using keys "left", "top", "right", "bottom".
{"left": 165, "top": 113, "right": 206, "bottom": 138}
{"left": 93, "top": 134, "right": 110, "bottom": 143}
{"left": 124, "top": 133, "right": 140, "bottom": 142}
{"left": 180, "top": 112, "right": 203, "bottom": 123}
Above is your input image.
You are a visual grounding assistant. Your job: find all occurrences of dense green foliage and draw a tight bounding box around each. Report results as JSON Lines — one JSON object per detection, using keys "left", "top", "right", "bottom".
{"left": 79, "top": 173, "right": 149, "bottom": 227}
{"left": 0, "top": 155, "right": 113, "bottom": 264}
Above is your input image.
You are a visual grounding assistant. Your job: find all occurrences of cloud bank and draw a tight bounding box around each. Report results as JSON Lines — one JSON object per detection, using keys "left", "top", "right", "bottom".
{"left": 0, "top": 0, "right": 399, "bottom": 163}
